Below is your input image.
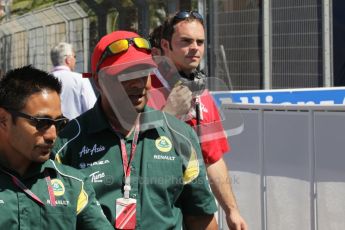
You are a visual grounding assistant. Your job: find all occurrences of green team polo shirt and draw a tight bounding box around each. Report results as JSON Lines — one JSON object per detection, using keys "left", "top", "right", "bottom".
{"left": 0, "top": 159, "right": 113, "bottom": 230}
{"left": 53, "top": 100, "right": 217, "bottom": 229}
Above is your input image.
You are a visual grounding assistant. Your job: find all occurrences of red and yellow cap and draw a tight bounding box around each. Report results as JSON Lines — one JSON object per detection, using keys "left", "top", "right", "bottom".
{"left": 90, "top": 30, "right": 156, "bottom": 79}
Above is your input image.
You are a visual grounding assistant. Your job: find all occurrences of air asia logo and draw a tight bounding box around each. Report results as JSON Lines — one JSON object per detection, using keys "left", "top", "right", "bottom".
{"left": 89, "top": 171, "right": 105, "bottom": 183}
{"left": 79, "top": 144, "right": 105, "bottom": 157}
{"left": 155, "top": 136, "right": 172, "bottom": 152}
{"left": 51, "top": 179, "right": 65, "bottom": 196}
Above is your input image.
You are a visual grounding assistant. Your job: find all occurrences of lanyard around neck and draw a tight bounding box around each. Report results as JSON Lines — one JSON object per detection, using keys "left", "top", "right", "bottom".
{"left": 0, "top": 167, "right": 56, "bottom": 207}
{"left": 115, "top": 121, "right": 140, "bottom": 199}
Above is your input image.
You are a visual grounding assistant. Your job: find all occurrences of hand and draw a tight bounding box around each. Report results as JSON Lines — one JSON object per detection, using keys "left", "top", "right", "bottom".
{"left": 163, "top": 85, "right": 192, "bottom": 117}
{"left": 226, "top": 208, "right": 248, "bottom": 230}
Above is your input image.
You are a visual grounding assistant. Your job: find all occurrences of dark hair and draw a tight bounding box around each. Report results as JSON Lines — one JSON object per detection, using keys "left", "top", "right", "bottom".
{"left": 0, "top": 65, "right": 62, "bottom": 111}
{"left": 149, "top": 24, "right": 164, "bottom": 51}
{"left": 161, "top": 10, "right": 204, "bottom": 47}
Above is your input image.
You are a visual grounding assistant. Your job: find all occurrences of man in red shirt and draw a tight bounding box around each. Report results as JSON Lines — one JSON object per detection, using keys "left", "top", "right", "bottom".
{"left": 148, "top": 11, "right": 248, "bottom": 230}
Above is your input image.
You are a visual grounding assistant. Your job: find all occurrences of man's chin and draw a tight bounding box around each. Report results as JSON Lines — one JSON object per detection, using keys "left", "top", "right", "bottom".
{"left": 134, "top": 104, "right": 146, "bottom": 113}
{"left": 35, "top": 154, "right": 50, "bottom": 163}
{"left": 184, "top": 63, "right": 199, "bottom": 72}
{"left": 131, "top": 97, "right": 147, "bottom": 112}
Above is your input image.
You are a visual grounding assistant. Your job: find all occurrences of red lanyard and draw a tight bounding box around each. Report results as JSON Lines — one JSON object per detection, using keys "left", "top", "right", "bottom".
{"left": 44, "top": 170, "right": 56, "bottom": 206}
{"left": 0, "top": 168, "right": 56, "bottom": 207}
{"left": 115, "top": 122, "right": 140, "bottom": 199}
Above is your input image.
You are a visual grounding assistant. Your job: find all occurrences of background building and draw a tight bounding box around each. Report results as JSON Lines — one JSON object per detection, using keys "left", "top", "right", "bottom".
{"left": 1, "top": 1, "right": 345, "bottom": 230}
{"left": 0, "top": 0, "right": 344, "bottom": 90}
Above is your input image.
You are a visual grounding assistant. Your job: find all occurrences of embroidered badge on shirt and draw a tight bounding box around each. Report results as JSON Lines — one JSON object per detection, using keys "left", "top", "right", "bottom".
{"left": 155, "top": 136, "right": 172, "bottom": 152}
{"left": 79, "top": 144, "right": 106, "bottom": 158}
{"left": 89, "top": 171, "right": 105, "bottom": 183}
{"left": 51, "top": 179, "right": 65, "bottom": 196}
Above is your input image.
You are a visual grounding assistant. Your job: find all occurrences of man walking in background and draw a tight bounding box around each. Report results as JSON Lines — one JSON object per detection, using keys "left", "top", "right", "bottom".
{"left": 149, "top": 11, "right": 248, "bottom": 230}
{"left": 51, "top": 42, "right": 97, "bottom": 119}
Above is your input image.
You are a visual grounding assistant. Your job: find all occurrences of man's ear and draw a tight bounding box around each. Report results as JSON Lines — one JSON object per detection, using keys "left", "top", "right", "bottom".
{"left": 147, "top": 74, "right": 152, "bottom": 89}
{"left": 0, "top": 108, "right": 10, "bottom": 130}
{"left": 64, "top": 56, "right": 71, "bottom": 66}
{"left": 161, "top": 38, "right": 170, "bottom": 53}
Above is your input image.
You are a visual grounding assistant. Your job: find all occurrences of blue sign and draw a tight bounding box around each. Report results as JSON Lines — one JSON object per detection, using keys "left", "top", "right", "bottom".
{"left": 211, "top": 87, "right": 345, "bottom": 106}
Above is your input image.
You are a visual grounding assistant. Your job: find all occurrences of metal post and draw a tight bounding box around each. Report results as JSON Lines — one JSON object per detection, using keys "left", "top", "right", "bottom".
{"left": 70, "top": 1, "right": 90, "bottom": 73}
{"left": 207, "top": 0, "right": 218, "bottom": 80}
{"left": 167, "top": 0, "right": 178, "bottom": 15}
{"left": 263, "top": 0, "right": 272, "bottom": 89}
{"left": 136, "top": 0, "right": 149, "bottom": 36}
{"left": 198, "top": 0, "right": 206, "bottom": 71}
{"left": 322, "top": 0, "right": 333, "bottom": 87}
{"left": 4, "top": 0, "right": 11, "bottom": 21}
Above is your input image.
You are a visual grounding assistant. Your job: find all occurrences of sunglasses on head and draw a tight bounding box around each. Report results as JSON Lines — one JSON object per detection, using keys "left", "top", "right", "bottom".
{"left": 173, "top": 11, "right": 203, "bottom": 24}
{"left": 6, "top": 108, "right": 69, "bottom": 132}
{"left": 96, "top": 37, "right": 151, "bottom": 73}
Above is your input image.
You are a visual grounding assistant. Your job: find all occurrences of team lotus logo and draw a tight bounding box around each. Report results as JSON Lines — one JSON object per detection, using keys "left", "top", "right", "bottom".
{"left": 51, "top": 179, "right": 65, "bottom": 196}
{"left": 155, "top": 136, "right": 172, "bottom": 152}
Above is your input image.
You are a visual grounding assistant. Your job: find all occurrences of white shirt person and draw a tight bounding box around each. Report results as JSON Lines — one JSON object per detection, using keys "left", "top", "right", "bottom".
{"left": 51, "top": 42, "right": 97, "bottom": 119}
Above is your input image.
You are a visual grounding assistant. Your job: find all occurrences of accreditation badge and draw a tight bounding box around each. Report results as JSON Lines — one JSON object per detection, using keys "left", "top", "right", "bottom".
{"left": 115, "top": 198, "right": 137, "bottom": 229}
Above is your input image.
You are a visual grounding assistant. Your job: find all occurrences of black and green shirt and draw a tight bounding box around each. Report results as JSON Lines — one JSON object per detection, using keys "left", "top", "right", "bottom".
{"left": 53, "top": 101, "right": 217, "bottom": 229}
{"left": 0, "top": 159, "right": 113, "bottom": 229}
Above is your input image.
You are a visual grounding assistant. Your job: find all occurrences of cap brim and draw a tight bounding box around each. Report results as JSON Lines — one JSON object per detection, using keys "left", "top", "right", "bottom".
{"left": 99, "top": 57, "right": 157, "bottom": 77}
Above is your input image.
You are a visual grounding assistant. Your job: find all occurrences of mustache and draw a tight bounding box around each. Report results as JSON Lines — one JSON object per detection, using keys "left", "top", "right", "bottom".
{"left": 36, "top": 144, "right": 54, "bottom": 149}
{"left": 36, "top": 139, "right": 55, "bottom": 149}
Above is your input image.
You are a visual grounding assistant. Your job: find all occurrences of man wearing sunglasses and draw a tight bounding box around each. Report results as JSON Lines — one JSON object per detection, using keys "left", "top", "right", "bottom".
{"left": 0, "top": 65, "right": 113, "bottom": 229}
{"left": 53, "top": 30, "right": 219, "bottom": 229}
{"left": 149, "top": 11, "right": 248, "bottom": 230}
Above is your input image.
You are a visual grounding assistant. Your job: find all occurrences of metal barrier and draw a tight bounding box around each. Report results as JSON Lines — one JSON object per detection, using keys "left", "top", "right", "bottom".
{"left": 219, "top": 103, "right": 345, "bottom": 230}
{"left": 208, "top": 0, "right": 331, "bottom": 90}
{"left": 0, "top": 0, "right": 89, "bottom": 73}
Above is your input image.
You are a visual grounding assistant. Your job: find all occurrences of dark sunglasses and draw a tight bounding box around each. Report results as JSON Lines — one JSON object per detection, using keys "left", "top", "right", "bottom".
{"left": 6, "top": 109, "right": 69, "bottom": 132}
{"left": 173, "top": 11, "right": 203, "bottom": 24}
{"left": 96, "top": 37, "right": 151, "bottom": 73}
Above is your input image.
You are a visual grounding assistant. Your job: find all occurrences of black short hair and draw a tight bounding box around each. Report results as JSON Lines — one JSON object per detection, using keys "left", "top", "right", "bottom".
{"left": 0, "top": 65, "right": 62, "bottom": 110}
{"left": 149, "top": 24, "right": 164, "bottom": 51}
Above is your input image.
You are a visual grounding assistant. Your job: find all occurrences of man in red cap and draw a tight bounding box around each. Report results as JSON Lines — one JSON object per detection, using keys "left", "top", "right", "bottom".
{"left": 53, "top": 30, "right": 218, "bottom": 229}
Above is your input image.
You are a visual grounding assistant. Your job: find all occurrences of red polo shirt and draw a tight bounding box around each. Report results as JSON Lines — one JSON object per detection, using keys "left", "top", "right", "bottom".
{"left": 148, "top": 74, "right": 230, "bottom": 164}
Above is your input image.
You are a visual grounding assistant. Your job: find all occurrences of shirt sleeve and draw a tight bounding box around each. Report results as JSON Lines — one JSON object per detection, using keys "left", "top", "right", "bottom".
{"left": 80, "top": 78, "right": 97, "bottom": 113}
{"left": 76, "top": 176, "right": 114, "bottom": 230}
{"left": 178, "top": 127, "right": 218, "bottom": 215}
{"left": 193, "top": 90, "right": 230, "bottom": 164}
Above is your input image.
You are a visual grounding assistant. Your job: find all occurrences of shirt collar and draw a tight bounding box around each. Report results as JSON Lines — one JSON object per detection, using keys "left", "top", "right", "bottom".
{"left": 86, "top": 98, "right": 113, "bottom": 134}
{"left": 178, "top": 69, "right": 206, "bottom": 80}
{"left": 0, "top": 159, "right": 57, "bottom": 179}
{"left": 86, "top": 100, "right": 168, "bottom": 135}
{"left": 27, "top": 160, "right": 57, "bottom": 178}
{"left": 140, "top": 106, "right": 166, "bottom": 132}
{"left": 52, "top": 65, "right": 72, "bottom": 72}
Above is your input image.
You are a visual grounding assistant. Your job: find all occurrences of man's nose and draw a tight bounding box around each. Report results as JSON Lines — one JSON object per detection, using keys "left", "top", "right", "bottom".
{"left": 190, "top": 41, "right": 199, "bottom": 49}
{"left": 128, "top": 77, "right": 147, "bottom": 88}
{"left": 43, "top": 125, "right": 57, "bottom": 144}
